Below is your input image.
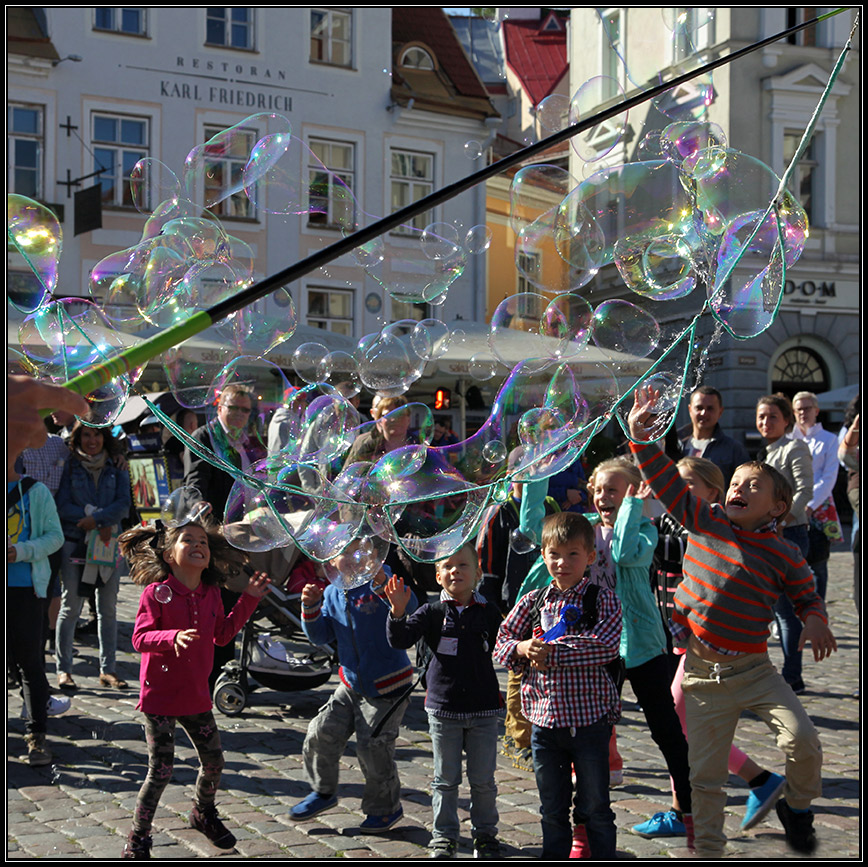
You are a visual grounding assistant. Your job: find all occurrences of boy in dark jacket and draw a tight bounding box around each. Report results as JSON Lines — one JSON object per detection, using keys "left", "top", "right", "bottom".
{"left": 385, "top": 543, "right": 503, "bottom": 859}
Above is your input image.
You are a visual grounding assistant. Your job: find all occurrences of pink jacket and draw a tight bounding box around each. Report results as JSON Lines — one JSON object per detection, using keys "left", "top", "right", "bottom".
{"left": 132, "top": 574, "right": 259, "bottom": 716}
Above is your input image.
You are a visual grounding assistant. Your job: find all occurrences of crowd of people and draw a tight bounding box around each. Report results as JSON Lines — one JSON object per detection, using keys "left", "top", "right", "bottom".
{"left": 7, "top": 375, "right": 858, "bottom": 860}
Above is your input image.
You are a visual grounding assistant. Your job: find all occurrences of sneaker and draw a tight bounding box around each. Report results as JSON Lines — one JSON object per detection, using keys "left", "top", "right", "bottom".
{"left": 20, "top": 694, "right": 71, "bottom": 721}
{"left": 512, "top": 746, "right": 533, "bottom": 772}
{"left": 775, "top": 799, "right": 817, "bottom": 854}
{"left": 359, "top": 806, "right": 403, "bottom": 834}
{"left": 121, "top": 830, "right": 152, "bottom": 860}
{"left": 770, "top": 621, "right": 781, "bottom": 640}
{"left": 500, "top": 734, "right": 516, "bottom": 759}
{"left": 473, "top": 835, "right": 501, "bottom": 859}
{"left": 190, "top": 803, "right": 236, "bottom": 850}
{"left": 289, "top": 791, "right": 338, "bottom": 821}
{"left": 25, "top": 733, "right": 52, "bottom": 767}
{"left": 429, "top": 838, "right": 457, "bottom": 859}
{"left": 632, "top": 810, "right": 686, "bottom": 838}
{"left": 609, "top": 768, "right": 624, "bottom": 788}
{"left": 741, "top": 772, "right": 786, "bottom": 830}
{"left": 569, "top": 824, "right": 591, "bottom": 859}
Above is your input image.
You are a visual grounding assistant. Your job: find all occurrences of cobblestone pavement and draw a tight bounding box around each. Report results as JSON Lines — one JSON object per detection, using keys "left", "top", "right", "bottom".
{"left": 8, "top": 549, "right": 860, "bottom": 860}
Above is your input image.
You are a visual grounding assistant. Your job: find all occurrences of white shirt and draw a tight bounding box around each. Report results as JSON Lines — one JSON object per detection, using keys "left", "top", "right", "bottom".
{"left": 790, "top": 422, "right": 840, "bottom": 509}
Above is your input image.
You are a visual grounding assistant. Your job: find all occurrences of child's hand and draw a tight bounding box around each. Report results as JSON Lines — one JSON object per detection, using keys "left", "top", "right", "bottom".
{"left": 627, "top": 386, "right": 661, "bottom": 442}
{"left": 384, "top": 575, "right": 411, "bottom": 618}
{"left": 798, "top": 615, "right": 838, "bottom": 661}
{"left": 301, "top": 582, "right": 324, "bottom": 608}
{"left": 244, "top": 571, "right": 271, "bottom": 598}
{"left": 627, "top": 481, "right": 654, "bottom": 500}
{"left": 518, "top": 638, "right": 553, "bottom": 670}
{"left": 174, "top": 628, "right": 200, "bottom": 656}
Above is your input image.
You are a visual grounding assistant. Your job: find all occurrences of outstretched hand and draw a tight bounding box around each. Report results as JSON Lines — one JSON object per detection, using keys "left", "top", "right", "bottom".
{"left": 174, "top": 628, "right": 200, "bottom": 656}
{"left": 301, "top": 582, "right": 324, "bottom": 608}
{"left": 243, "top": 570, "right": 272, "bottom": 598}
{"left": 384, "top": 575, "right": 412, "bottom": 619}
{"left": 627, "top": 386, "right": 661, "bottom": 442}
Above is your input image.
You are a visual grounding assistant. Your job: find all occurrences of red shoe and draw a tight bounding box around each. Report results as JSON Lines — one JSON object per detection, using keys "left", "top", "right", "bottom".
{"left": 570, "top": 824, "right": 591, "bottom": 859}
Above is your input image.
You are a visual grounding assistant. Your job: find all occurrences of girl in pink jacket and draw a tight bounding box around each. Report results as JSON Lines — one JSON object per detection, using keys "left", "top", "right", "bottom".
{"left": 118, "top": 520, "right": 270, "bottom": 860}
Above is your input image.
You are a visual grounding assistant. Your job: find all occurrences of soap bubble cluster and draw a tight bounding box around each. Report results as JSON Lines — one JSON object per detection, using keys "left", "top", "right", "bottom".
{"left": 8, "top": 14, "right": 814, "bottom": 575}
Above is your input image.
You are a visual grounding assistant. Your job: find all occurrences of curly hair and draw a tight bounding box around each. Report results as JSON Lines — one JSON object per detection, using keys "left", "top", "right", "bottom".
{"left": 118, "top": 519, "right": 248, "bottom": 587}
{"left": 69, "top": 419, "right": 124, "bottom": 457}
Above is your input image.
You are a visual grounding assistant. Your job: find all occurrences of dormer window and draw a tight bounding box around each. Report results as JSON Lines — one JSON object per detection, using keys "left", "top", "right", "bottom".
{"left": 399, "top": 45, "right": 435, "bottom": 70}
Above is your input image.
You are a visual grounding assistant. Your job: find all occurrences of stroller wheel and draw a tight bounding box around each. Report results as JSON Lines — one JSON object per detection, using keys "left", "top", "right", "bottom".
{"left": 214, "top": 681, "right": 247, "bottom": 716}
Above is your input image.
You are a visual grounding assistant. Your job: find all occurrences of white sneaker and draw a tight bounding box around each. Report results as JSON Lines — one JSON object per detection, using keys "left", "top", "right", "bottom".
{"left": 20, "top": 694, "right": 71, "bottom": 721}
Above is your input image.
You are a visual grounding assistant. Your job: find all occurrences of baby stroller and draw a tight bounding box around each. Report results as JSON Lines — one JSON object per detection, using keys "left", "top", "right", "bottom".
{"left": 213, "top": 546, "right": 337, "bottom": 716}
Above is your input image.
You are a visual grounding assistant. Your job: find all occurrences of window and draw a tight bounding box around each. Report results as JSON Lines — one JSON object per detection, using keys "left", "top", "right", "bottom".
{"left": 94, "top": 8, "right": 147, "bottom": 36}
{"left": 786, "top": 8, "right": 818, "bottom": 46}
{"left": 390, "top": 149, "right": 434, "bottom": 234}
{"left": 92, "top": 114, "right": 149, "bottom": 208}
{"left": 671, "top": 8, "right": 715, "bottom": 61}
{"left": 307, "top": 287, "right": 354, "bottom": 336}
{"left": 308, "top": 139, "right": 355, "bottom": 229}
{"left": 399, "top": 46, "right": 434, "bottom": 70}
{"left": 8, "top": 104, "right": 43, "bottom": 199}
{"left": 516, "top": 252, "right": 541, "bottom": 296}
{"left": 391, "top": 300, "right": 428, "bottom": 324}
{"left": 310, "top": 8, "right": 352, "bottom": 68}
{"left": 771, "top": 346, "right": 828, "bottom": 393}
{"left": 203, "top": 125, "right": 257, "bottom": 219}
{"left": 783, "top": 131, "right": 818, "bottom": 224}
{"left": 206, "top": 8, "right": 254, "bottom": 50}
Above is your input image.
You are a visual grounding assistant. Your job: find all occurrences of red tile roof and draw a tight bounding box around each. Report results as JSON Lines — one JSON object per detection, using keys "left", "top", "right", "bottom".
{"left": 503, "top": 12, "right": 568, "bottom": 107}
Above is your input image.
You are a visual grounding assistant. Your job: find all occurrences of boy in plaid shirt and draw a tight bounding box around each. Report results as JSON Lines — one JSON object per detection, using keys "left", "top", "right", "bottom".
{"left": 494, "top": 512, "right": 622, "bottom": 858}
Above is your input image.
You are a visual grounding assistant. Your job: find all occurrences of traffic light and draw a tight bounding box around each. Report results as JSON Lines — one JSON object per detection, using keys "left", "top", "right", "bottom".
{"left": 434, "top": 388, "right": 451, "bottom": 410}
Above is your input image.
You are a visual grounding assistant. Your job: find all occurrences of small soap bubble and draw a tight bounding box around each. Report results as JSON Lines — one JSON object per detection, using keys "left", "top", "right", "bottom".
{"left": 464, "top": 140, "right": 483, "bottom": 160}
{"left": 482, "top": 441, "right": 507, "bottom": 464}
{"left": 510, "top": 528, "right": 537, "bottom": 555}
{"left": 154, "top": 584, "right": 173, "bottom": 604}
{"left": 464, "top": 225, "right": 492, "bottom": 255}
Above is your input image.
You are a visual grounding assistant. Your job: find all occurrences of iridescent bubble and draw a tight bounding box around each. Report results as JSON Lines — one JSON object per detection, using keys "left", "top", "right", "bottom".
{"left": 592, "top": 299, "right": 661, "bottom": 358}
{"left": 469, "top": 352, "right": 500, "bottom": 382}
{"left": 411, "top": 319, "right": 451, "bottom": 361}
{"left": 322, "top": 534, "right": 391, "bottom": 590}
{"left": 317, "top": 351, "right": 361, "bottom": 394}
{"left": 464, "top": 140, "right": 483, "bottom": 160}
{"left": 293, "top": 342, "right": 330, "bottom": 384}
{"left": 421, "top": 222, "right": 463, "bottom": 261}
{"left": 130, "top": 158, "right": 182, "bottom": 216}
{"left": 569, "top": 77, "right": 627, "bottom": 162}
{"left": 537, "top": 94, "right": 571, "bottom": 134}
{"left": 358, "top": 332, "right": 422, "bottom": 397}
{"left": 161, "top": 486, "right": 211, "bottom": 527}
{"left": 541, "top": 295, "right": 594, "bottom": 359}
{"left": 614, "top": 234, "right": 696, "bottom": 301}
{"left": 489, "top": 293, "right": 559, "bottom": 370}
{"left": 7, "top": 195, "right": 61, "bottom": 312}
{"left": 154, "top": 583, "right": 173, "bottom": 604}
{"left": 482, "top": 440, "right": 507, "bottom": 464}
{"left": 464, "top": 225, "right": 492, "bottom": 255}
{"left": 510, "top": 528, "right": 537, "bottom": 554}
{"left": 660, "top": 121, "right": 727, "bottom": 169}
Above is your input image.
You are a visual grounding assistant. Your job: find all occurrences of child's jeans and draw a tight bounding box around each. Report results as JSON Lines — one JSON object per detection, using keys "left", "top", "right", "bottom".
{"left": 134, "top": 711, "right": 224, "bottom": 834}
{"left": 682, "top": 651, "right": 822, "bottom": 857}
{"left": 303, "top": 683, "right": 407, "bottom": 816}
{"left": 531, "top": 719, "right": 616, "bottom": 859}
{"left": 428, "top": 713, "right": 499, "bottom": 843}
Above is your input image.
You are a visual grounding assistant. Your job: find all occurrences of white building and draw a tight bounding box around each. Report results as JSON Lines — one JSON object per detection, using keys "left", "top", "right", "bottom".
{"left": 7, "top": 7, "right": 497, "bottom": 401}
{"left": 568, "top": 7, "right": 860, "bottom": 442}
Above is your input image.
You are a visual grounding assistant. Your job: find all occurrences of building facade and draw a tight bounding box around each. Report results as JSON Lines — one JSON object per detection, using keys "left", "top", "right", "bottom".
{"left": 7, "top": 7, "right": 497, "bottom": 404}
{"left": 567, "top": 6, "right": 860, "bottom": 442}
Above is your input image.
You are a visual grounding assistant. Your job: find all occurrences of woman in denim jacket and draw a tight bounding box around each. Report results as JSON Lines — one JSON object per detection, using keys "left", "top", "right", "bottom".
{"left": 55, "top": 422, "right": 131, "bottom": 691}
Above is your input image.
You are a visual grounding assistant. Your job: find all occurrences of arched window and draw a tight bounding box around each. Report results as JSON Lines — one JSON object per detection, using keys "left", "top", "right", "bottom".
{"left": 771, "top": 346, "right": 829, "bottom": 396}
{"left": 399, "top": 45, "right": 434, "bottom": 70}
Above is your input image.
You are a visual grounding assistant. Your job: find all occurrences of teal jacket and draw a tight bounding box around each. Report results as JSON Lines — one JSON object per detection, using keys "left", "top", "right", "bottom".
{"left": 8, "top": 479, "right": 64, "bottom": 598}
{"left": 587, "top": 498, "right": 665, "bottom": 669}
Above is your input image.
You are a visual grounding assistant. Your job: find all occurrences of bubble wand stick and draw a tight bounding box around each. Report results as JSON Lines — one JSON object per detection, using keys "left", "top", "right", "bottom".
{"left": 47, "top": 8, "right": 850, "bottom": 407}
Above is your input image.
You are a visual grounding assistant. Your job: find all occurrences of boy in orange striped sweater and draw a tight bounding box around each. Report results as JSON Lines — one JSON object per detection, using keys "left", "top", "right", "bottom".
{"left": 628, "top": 388, "right": 836, "bottom": 858}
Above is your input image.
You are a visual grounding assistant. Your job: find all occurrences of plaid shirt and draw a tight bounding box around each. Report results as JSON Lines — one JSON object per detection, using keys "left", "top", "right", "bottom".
{"left": 494, "top": 579, "right": 622, "bottom": 729}
{"left": 16, "top": 435, "right": 71, "bottom": 495}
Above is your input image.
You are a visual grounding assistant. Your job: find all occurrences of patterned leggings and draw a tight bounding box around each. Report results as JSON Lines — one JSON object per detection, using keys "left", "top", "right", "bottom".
{"left": 133, "top": 711, "right": 224, "bottom": 834}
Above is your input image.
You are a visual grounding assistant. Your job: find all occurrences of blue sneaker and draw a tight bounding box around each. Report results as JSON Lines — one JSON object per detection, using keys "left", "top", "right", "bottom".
{"left": 359, "top": 806, "right": 403, "bottom": 834}
{"left": 741, "top": 772, "right": 786, "bottom": 830}
{"left": 632, "top": 811, "right": 686, "bottom": 838}
{"left": 289, "top": 791, "right": 338, "bottom": 821}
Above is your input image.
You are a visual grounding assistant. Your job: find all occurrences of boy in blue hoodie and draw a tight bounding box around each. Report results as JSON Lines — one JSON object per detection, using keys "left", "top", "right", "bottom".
{"left": 290, "top": 556, "right": 417, "bottom": 833}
